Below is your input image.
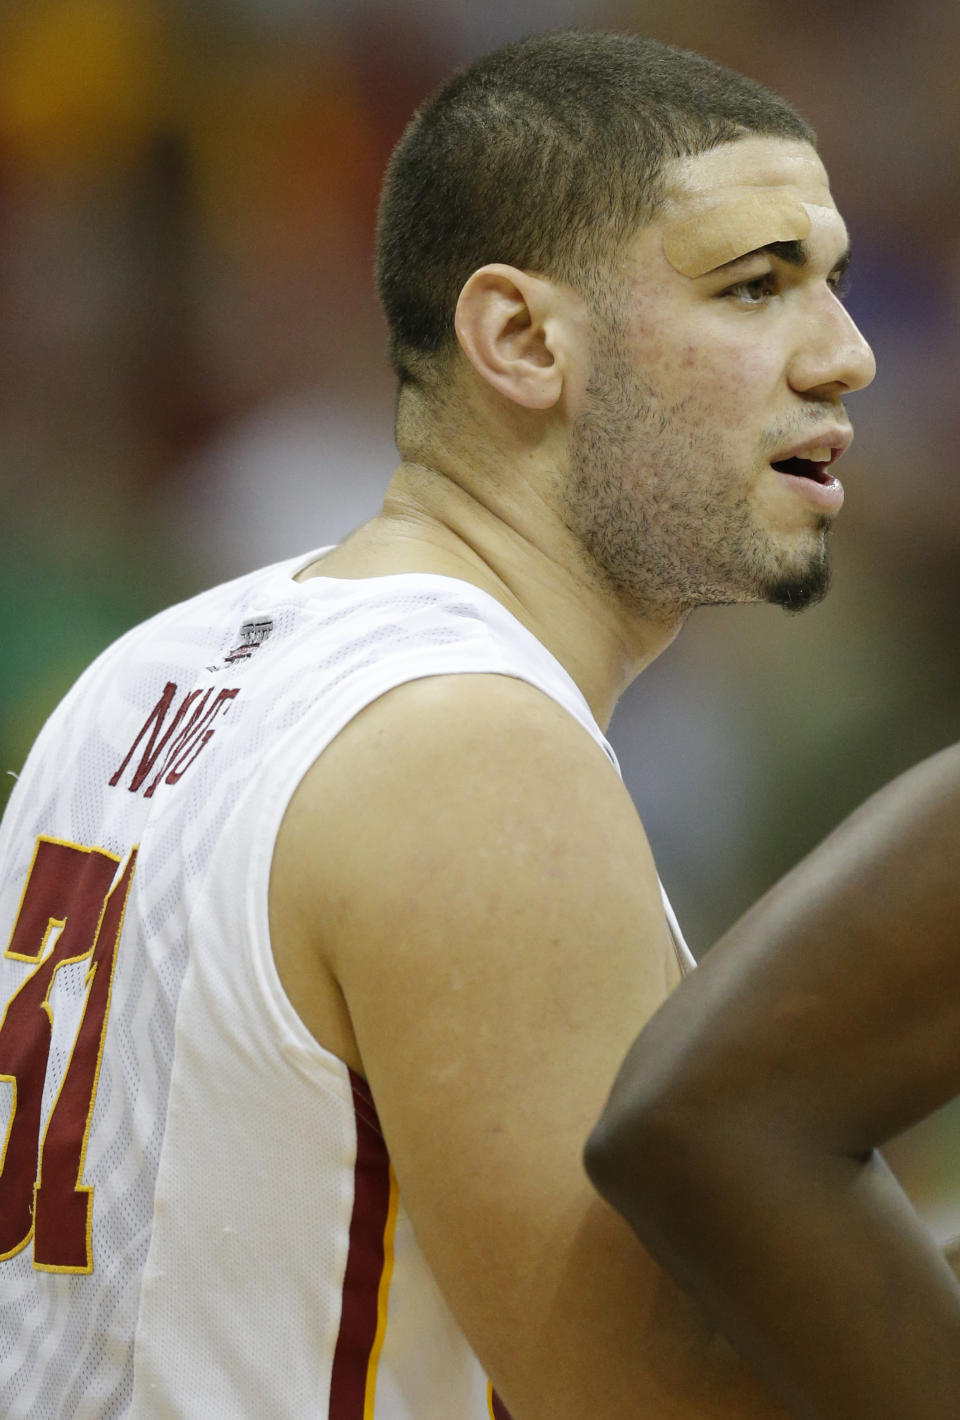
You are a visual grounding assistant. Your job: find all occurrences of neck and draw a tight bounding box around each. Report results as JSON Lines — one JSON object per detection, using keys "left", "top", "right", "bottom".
{"left": 305, "top": 457, "right": 683, "bottom": 730}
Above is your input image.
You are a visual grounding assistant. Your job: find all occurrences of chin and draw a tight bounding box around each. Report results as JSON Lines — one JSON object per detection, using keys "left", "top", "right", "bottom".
{"left": 765, "top": 555, "right": 832, "bottom": 613}
{"left": 756, "top": 518, "right": 832, "bottom": 613}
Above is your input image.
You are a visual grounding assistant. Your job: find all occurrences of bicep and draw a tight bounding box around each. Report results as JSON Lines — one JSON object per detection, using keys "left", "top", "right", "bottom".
{"left": 296, "top": 674, "right": 784, "bottom": 1419}
{"left": 600, "top": 741, "right": 960, "bottom": 1159}
{"left": 583, "top": 744, "right": 960, "bottom": 1420}
{"left": 323, "top": 679, "right": 670, "bottom": 1385}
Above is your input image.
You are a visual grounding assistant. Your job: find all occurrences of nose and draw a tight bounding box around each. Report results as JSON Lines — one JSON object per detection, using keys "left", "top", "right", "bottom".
{"left": 788, "top": 295, "right": 876, "bottom": 399}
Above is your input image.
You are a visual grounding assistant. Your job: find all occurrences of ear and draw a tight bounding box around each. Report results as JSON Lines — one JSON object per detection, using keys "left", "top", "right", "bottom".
{"left": 453, "top": 264, "right": 572, "bottom": 410}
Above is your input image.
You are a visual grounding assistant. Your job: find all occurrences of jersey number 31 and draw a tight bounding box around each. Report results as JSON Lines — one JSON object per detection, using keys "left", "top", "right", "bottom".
{"left": 0, "top": 837, "right": 136, "bottom": 1273}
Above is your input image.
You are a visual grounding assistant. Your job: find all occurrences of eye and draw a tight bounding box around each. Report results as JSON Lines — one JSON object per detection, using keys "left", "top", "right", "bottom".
{"left": 721, "top": 272, "right": 779, "bottom": 305}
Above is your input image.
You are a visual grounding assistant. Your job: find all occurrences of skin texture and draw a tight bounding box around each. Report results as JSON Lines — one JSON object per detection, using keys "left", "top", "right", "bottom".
{"left": 561, "top": 141, "right": 870, "bottom": 621}
{"left": 273, "top": 674, "right": 789, "bottom": 1419}
{"left": 266, "top": 135, "right": 956, "bottom": 1419}
{"left": 586, "top": 745, "right": 960, "bottom": 1418}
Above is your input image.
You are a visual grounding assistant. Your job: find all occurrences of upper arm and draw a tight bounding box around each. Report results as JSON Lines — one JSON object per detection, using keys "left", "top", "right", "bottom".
{"left": 280, "top": 673, "right": 785, "bottom": 1420}
{"left": 592, "top": 741, "right": 960, "bottom": 1164}
{"left": 583, "top": 743, "right": 960, "bottom": 1420}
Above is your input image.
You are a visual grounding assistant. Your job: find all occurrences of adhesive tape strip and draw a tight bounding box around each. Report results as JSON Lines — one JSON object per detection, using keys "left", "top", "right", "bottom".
{"left": 663, "top": 191, "right": 811, "bottom": 278}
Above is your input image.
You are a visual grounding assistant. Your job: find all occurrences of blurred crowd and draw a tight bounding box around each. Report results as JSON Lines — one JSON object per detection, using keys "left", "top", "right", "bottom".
{"left": 1, "top": 0, "right": 957, "bottom": 1228}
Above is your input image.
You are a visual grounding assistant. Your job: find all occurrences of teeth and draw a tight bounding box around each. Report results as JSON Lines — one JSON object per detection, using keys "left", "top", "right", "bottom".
{"left": 799, "top": 446, "right": 832, "bottom": 462}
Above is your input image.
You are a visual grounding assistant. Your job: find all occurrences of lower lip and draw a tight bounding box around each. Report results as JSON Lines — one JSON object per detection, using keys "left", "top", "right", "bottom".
{"left": 773, "top": 467, "right": 845, "bottom": 514}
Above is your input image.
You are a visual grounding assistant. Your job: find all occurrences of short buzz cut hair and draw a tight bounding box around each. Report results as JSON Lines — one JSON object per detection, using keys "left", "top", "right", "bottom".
{"left": 376, "top": 30, "right": 815, "bottom": 387}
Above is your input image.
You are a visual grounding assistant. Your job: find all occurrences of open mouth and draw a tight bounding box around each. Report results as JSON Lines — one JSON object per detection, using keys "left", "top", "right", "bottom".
{"left": 771, "top": 456, "right": 834, "bottom": 486}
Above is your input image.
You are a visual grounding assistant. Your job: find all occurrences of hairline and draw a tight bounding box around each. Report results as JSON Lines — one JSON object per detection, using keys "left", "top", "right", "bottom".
{"left": 401, "top": 132, "right": 817, "bottom": 403}
{"left": 379, "top": 33, "right": 817, "bottom": 399}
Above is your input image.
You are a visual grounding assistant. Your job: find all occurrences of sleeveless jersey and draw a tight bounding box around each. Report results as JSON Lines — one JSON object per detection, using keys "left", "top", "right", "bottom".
{"left": 0, "top": 547, "right": 695, "bottom": 1418}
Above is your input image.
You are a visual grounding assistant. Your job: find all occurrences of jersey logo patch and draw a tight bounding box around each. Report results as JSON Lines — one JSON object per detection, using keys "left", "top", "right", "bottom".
{"left": 224, "top": 616, "right": 274, "bottom": 664}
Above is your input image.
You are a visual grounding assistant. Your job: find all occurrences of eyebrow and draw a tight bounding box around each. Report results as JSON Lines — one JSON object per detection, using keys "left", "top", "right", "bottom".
{"left": 716, "top": 240, "right": 853, "bottom": 278}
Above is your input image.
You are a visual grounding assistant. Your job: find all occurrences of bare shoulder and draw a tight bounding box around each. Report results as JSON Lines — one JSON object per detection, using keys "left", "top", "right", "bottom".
{"left": 271, "top": 671, "right": 677, "bottom": 1063}
{"left": 296, "top": 668, "right": 628, "bottom": 824}
{"left": 269, "top": 671, "right": 752, "bottom": 1419}
{"left": 280, "top": 670, "right": 674, "bottom": 1007}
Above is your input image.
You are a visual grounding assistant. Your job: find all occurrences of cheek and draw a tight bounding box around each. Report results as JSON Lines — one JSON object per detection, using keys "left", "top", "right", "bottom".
{"left": 668, "top": 341, "right": 778, "bottom": 430}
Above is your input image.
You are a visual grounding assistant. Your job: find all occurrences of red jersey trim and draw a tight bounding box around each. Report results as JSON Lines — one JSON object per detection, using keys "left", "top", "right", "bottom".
{"left": 488, "top": 1380, "right": 514, "bottom": 1420}
{"left": 328, "top": 1070, "right": 394, "bottom": 1419}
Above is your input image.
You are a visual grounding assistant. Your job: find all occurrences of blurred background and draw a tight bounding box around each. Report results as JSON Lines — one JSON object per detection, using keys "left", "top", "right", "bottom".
{"left": 1, "top": 0, "right": 957, "bottom": 1233}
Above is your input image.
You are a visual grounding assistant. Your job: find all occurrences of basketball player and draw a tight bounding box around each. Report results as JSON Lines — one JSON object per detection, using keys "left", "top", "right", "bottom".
{"left": 2, "top": 29, "right": 957, "bottom": 1420}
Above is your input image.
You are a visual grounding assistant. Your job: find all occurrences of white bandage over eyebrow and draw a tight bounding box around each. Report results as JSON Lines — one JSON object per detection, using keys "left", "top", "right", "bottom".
{"left": 662, "top": 191, "right": 812, "bottom": 278}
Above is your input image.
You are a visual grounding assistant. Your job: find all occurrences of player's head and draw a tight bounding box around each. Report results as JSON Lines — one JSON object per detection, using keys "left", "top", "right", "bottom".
{"left": 376, "top": 30, "right": 814, "bottom": 389}
{"left": 376, "top": 32, "right": 875, "bottom": 618}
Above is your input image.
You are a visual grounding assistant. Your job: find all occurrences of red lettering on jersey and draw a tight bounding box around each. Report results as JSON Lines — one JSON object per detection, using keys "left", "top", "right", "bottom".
{"left": 145, "top": 687, "right": 239, "bottom": 796}
{"left": 110, "top": 682, "right": 240, "bottom": 798}
{"left": 0, "top": 838, "right": 136, "bottom": 1272}
{"left": 109, "top": 682, "right": 202, "bottom": 791}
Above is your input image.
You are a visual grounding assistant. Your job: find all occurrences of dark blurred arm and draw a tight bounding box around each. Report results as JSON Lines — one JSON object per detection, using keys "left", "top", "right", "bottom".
{"left": 585, "top": 742, "right": 960, "bottom": 1420}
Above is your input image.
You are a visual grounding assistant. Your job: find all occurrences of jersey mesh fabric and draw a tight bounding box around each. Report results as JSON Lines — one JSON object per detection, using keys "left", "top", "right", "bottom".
{"left": 0, "top": 547, "right": 693, "bottom": 1417}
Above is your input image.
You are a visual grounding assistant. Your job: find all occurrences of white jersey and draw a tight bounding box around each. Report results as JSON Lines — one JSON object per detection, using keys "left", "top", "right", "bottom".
{"left": 0, "top": 547, "right": 694, "bottom": 1418}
